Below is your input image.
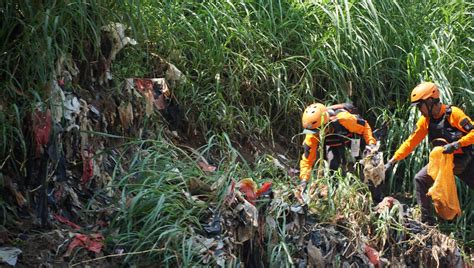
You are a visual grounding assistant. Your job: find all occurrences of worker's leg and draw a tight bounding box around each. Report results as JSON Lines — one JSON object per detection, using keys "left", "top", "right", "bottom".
{"left": 454, "top": 154, "right": 474, "bottom": 189}
{"left": 326, "top": 146, "right": 343, "bottom": 171}
{"left": 414, "top": 165, "right": 435, "bottom": 224}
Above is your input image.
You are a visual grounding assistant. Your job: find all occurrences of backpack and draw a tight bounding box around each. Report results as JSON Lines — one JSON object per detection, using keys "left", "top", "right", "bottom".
{"left": 325, "top": 103, "right": 364, "bottom": 147}
{"left": 326, "top": 103, "right": 359, "bottom": 115}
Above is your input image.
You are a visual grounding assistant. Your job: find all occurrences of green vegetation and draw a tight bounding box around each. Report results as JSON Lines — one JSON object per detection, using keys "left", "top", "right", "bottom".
{"left": 126, "top": 0, "right": 473, "bottom": 186}
{"left": 0, "top": 0, "right": 137, "bottom": 166}
{"left": 0, "top": 0, "right": 472, "bottom": 266}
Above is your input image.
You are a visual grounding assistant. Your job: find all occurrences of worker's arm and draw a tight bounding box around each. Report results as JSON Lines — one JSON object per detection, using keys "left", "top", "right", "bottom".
{"left": 299, "top": 134, "right": 319, "bottom": 181}
{"left": 392, "top": 117, "right": 428, "bottom": 161}
{"left": 449, "top": 106, "right": 474, "bottom": 147}
{"left": 337, "top": 112, "right": 376, "bottom": 145}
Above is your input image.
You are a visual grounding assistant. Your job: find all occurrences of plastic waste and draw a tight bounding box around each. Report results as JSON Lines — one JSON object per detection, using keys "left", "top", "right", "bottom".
{"left": 0, "top": 247, "right": 22, "bottom": 266}
{"left": 427, "top": 146, "right": 461, "bottom": 220}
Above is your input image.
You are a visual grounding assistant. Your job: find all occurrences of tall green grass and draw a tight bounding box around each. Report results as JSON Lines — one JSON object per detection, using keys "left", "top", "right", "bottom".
{"left": 128, "top": 0, "right": 472, "bottom": 137}
{"left": 119, "top": 1, "right": 472, "bottom": 214}
{"left": 0, "top": 0, "right": 139, "bottom": 164}
{"left": 108, "top": 132, "right": 255, "bottom": 265}
{"left": 109, "top": 139, "right": 207, "bottom": 265}
{"left": 1, "top": 0, "right": 472, "bottom": 264}
{"left": 117, "top": 0, "right": 472, "bottom": 236}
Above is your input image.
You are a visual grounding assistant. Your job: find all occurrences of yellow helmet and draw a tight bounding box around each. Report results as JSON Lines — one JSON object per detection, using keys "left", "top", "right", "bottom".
{"left": 410, "top": 82, "right": 440, "bottom": 104}
{"left": 302, "top": 103, "right": 328, "bottom": 133}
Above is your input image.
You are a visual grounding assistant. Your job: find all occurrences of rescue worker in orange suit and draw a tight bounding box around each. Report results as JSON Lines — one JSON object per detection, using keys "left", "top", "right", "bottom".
{"left": 298, "top": 103, "right": 381, "bottom": 201}
{"left": 385, "top": 82, "right": 474, "bottom": 224}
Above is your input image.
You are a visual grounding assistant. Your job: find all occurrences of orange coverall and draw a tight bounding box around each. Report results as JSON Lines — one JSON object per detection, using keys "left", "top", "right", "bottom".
{"left": 392, "top": 104, "right": 474, "bottom": 223}
{"left": 299, "top": 111, "right": 377, "bottom": 181}
{"left": 393, "top": 105, "right": 474, "bottom": 161}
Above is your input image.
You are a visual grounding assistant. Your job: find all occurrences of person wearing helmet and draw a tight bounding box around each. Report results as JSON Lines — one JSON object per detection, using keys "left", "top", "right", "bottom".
{"left": 385, "top": 82, "right": 474, "bottom": 224}
{"left": 299, "top": 102, "right": 379, "bottom": 200}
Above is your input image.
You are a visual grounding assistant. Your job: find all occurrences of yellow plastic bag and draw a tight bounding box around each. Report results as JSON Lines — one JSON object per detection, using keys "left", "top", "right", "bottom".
{"left": 426, "top": 146, "right": 461, "bottom": 220}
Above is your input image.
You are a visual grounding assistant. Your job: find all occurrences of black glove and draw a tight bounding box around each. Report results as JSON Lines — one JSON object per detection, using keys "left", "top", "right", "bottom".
{"left": 299, "top": 181, "right": 308, "bottom": 192}
{"left": 384, "top": 159, "right": 395, "bottom": 170}
{"left": 443, "top": 142, "right": 460, "bottom": 154}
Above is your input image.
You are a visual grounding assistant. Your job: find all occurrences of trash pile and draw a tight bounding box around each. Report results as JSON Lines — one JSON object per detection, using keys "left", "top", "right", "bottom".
{"left": 187, "top": 178, "right": 274, "bottom": 267}
{"left": 183, "top": 172, "right": 471, "bottom": 267}
{"left": 0, "top": 22, "right": 187, "bottom": 266}
{"left": 0, "top": 20, "right": 471, "bottom": 268}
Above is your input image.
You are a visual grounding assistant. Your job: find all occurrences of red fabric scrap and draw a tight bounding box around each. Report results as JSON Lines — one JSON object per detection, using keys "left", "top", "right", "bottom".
{"left": 65, "top": 233, "right": 104, "bottom": 256}
{"left": 239, "top": 179, "right": 257, "bottom": 205}
{"left": 81, "top": 148, "right": 94, "bottom": 185}
{"left": 237, "top": 179, "right": 273, "bottom": 205}
{"left": 134, "top": 78, "right": 168, "bottom": 111}
{"left": 134, "top": 79, "right": 154, "bottom": 92}
{"left": 54, "top": 214, "right": 81, "bottom": 230}
{"left": 364, "top": 244, "right": 380, "bottom": 267}
{"left": 32, "top": 109, "right": 52, "bottom": 157}
{"left": 256, "top": 182, "right": 272, "bottom": 197}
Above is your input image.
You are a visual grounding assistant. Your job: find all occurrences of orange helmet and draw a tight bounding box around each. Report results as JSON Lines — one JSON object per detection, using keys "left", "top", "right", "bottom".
{"left": 302, "top": 103, "right": 329, "bottom": 133}
{"left": 410, "top": 82, "right": 440, "bottom": 104}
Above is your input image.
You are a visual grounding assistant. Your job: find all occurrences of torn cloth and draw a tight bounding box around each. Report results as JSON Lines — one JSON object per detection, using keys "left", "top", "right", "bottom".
{"left": 65, "top": 233, "right": 104, "bottom": 256}
{"left": 54, "top": 214, "right": 81, "bottom": 230}
{"left": 81, "top": 148, "right": 94, "bottom": 185}
{"left": 134, "top": 78, "right": 170, "bottom": 112}
{"left": 32, "top": 109, "right": 52, "bottom": 157}
{"left": 238, "top": 178, "right": 258, "bottom": 205}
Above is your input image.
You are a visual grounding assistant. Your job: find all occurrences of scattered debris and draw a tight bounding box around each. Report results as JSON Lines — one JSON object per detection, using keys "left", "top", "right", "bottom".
{"left": 238, "top": 178, "right": 258, "bottom": 205}
{"left": 54, "top": 214, "right": 81, "bottom": 230}
{"left": 361, "top": 143, "right": 385, "bottom": 187}
{"left": 237, "top": 178, "right": 273, "bottom": 205}
{"left": 364, "top": 244, "right": 380, "bottom": 267}
{"left": 198, "top": 161, "right": 217, "bottom": 172}
{"left": 374, "top": 196, "right": 399, "bottom": 213}
{"left": 65, "top": 233, "right": 104, "bottom": 257}
{"left": 81, "top": 146, "right": 95, "bottom": 185}
{"left": 0, "top": 247, "right": 22, "bottom": 266}
{"left": 234, "top": 200, "right": 259, "bottom": 243}
{"left": 118, "top": 101, "right": 134, "bottom": 132}
{"left": 1, "top": 16, "right": 470, "bottom": 267}
{"left": 99, "top": 23, "right": 137, "bottom": 84}
{"left": 32, "top": 107, "right": 52, "bottom": 157}
{"left": 203, "top": 212, "right": 222, "bottom": 236}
